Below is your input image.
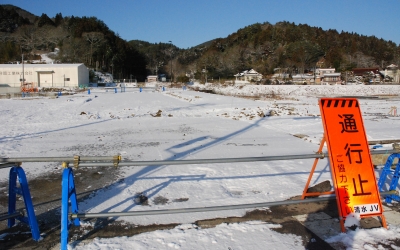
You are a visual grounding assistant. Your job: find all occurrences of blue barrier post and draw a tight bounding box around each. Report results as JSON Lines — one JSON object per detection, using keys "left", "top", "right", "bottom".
{"left": 162, "top": 86, "right": 165, "bottom": 91}
{"left": 8, "top": 166, "right": 41, "bottom": 241}
{"left": 378, "top": 153, "right": 400, "bottom": 203}
{"left": 61, "top": 167, "right": 80, "bottom": 250}
{"left": 114, "top": 88, "right": 117, "bottom": 93}
{"left": 140, "top": 87, "right": 142, "bottom": 92}
{"left": 88, "top": 89, "right": 91, "bottom": 95}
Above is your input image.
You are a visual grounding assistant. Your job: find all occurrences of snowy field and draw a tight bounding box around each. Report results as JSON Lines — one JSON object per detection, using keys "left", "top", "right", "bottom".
{"left": 1, "top": 85, "right": 400, "bottom": 249}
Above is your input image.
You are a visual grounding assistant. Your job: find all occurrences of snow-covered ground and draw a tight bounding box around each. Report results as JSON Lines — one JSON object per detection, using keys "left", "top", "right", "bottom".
{"left": 1, "top": 85, "right": 400, "bottom": 249}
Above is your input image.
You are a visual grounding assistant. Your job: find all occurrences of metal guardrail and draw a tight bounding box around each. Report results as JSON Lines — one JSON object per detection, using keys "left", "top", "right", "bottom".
{"left": 71, "top": 190, "right": 398, "bottom": 219}
{"left": 2, "top": 148, "right": 399, "bottom": 249}
{"left": 0, "top": 149, "right": 398, "bottom": 168}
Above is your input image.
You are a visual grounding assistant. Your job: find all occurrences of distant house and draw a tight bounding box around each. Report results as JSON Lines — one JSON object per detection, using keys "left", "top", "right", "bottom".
{"left": 271, "top": 73, "right": 290, "bottom": 82}
{"left": 352, "top": 68, "right": 381, "bottom": 83}
{"left": 147, "top": 75, "right": 158, "bottom": 82}
{"left": 352, "top": 67, "right": 380, "bottom": 76}
{"left": 292, "top": 74, "right": 315, "bottom": 85}
{"left": 234, "top": 69, "right": 263, "bottom": 83}
{"left": 380, "top": 64, "right": 399, "bottom": 83}
{"left": 315, "top": 68, "right": 341, "bottom": 85}
{"left": 271, "top": 68, "right": 290, "bottom": 83}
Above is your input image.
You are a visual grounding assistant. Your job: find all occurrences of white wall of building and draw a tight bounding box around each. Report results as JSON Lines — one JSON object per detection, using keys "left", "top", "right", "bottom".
{"left": 0, "top": 64, "right": 89, "bottom": 88}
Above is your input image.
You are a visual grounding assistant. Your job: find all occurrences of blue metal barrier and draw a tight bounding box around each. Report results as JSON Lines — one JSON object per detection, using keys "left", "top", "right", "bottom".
{"left": 61, "top": 167, "right": 80, "bottom": 250}
{"left": 377, "top": 153, "right": 400, "bottom": 203}
{"left": 8, "top": 166, "right": 41, "bottom": 241}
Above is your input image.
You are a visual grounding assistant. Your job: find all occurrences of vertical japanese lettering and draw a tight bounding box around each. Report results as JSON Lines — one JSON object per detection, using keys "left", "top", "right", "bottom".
{"left": 344, "top": 143, "right": 363, "bottom": 164}
{"left": 352, "top": 174, "right": 372, "bottom": 196}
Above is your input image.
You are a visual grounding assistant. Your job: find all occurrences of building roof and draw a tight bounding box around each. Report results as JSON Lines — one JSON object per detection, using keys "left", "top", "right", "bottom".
{"left": 387, "top": 64, "right": 398, "bottom": 69}
{"left": 0, "top": 63, "right": 85, "bottom": 69}
{"left": 352, "top": 68, "right": 380, "bottom": 75}
{"left": 324, "top": 73, "right": 341, "bottom": 77}
{"left": 234, "top": 69, "right": 262, "bottom": 77}
{"left": 292, "top": 74, "right": 314, "bottom": 79}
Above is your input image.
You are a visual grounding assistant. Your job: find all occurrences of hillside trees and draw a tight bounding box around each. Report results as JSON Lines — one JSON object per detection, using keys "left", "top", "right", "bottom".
{"left": 171, "top": 21, "right": 400, "bottom": 79}
{"left": 0, "top": 5, "right": 31, "bottom": 32}
{"left": 286, "top": 41, "right": 324, "bottom": 73}
{"left": 37, "top": 13, "right": 54, "bottom": 27}
{"left": 0, "top": 41, "right": 18, "bottom": 62}
{"left": 13, "top": 25, "right": 40, "bottom": 53}
{"left": 0, "top": 6, "right": 147, "bottom": 75}
{"left": 1, "top": 5, "right": 399, "bottom": 81}
{"left": 82, "top": 32, "right": 104, "bottom": 66}
{"left": 129, "top": 40, "right": 180, "bottom": 78}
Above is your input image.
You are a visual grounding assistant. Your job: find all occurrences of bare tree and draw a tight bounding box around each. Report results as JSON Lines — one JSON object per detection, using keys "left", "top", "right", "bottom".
{"left": 353, "top": 52, "right": 376, "bottom": 68}
{"left": 44, "top": 26, "right": 66, "bottom": 51}
{"left": 82, "top": 32, "right": 104, "bottom": 66}
{"left": 12, "top": 25, "right": 40, "bottom": 55}
{"left": 58, "top": 37, "right": 86, "bottom": 63}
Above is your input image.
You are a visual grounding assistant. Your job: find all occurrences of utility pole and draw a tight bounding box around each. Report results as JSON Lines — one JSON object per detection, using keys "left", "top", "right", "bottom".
{"left": 20, "top": 46, "right": 25, "bottom": 87}
{"left": 169, "top": 41, "right": 172, "bottom": 84}
{"left": 22, "top": 53, "right": 24, "bottom": 85}
{"left": 205, "top": 66, "right": 207, "bottom": 83}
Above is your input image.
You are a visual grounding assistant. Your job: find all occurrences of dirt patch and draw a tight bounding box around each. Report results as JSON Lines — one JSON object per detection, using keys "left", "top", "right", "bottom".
{"left": 150, "top": 110, "right": 162, "bottom": 117}
{"left": 153, "top": 196, "right": 169, "bottom": 205}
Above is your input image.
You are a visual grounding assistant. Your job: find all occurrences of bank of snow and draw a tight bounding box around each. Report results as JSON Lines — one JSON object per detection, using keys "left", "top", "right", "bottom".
{"left": 195, "top": 84, "right": 400, "bottom": 97}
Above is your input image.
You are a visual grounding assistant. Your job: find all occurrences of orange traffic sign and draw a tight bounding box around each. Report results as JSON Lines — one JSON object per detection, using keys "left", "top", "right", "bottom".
{"left": 319, "top": 98, "right": 384, "bottom": 224}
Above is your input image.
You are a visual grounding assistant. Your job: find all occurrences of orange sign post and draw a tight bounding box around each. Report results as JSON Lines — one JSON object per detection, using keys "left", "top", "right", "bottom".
{"left": 318, "top": 98, "right": 386, "bottom": 231}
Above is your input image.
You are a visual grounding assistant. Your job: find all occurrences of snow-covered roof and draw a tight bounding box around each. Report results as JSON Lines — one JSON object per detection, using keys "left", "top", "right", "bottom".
{"left": 323, "top": 73, "right": 341, "bottom": 77}
{"left": 387, "top": 64, "right": 398, "bottom": 69}
{"left": 234, "top": 69, "right": 262, "bottom": 76}
{"left": 292, "top": 74, "right": 314, "bottom": 79}
{"left": 0, "top": 63, "right": 85, "bottom": 69}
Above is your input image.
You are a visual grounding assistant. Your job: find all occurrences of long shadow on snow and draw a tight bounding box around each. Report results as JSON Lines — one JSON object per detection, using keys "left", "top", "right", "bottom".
{"left": 0, "top": 118, "right": 112, "bottom": 144}
{"left": 82, "top": 115, "right": 327, "bottom": 217}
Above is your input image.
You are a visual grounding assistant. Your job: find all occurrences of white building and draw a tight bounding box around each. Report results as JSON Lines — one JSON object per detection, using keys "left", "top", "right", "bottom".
{"left": 234, "top": 69, "right": 263, "bottom": 83}
{"left": 146, "top": 75, "right": 158, "bottom": 83}
{"left": 315, "top": 68, "right": 341, "bottom": 85}
{"left": 0, "top": 63, "right": 89, "bottom": 88}
{"left": 292, "top": 74, "right": 315, "bottom": 85}
{"left": 381, "top": 64, "right": 399, "bottom": 83}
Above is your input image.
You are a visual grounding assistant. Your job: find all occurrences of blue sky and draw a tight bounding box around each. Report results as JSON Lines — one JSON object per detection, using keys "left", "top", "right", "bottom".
{"left": 3, "top": 0, "right": 400, "bottom": 49}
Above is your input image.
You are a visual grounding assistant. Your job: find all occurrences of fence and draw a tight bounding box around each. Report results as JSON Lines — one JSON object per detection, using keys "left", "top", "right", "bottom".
{"left": 1, "top": 148, "right": 399, "bottom": 249}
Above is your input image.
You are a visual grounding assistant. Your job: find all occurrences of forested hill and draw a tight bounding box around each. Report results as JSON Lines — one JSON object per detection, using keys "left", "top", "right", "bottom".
{"left": 164, "top": 22, "right": 400, "bottom": 80}
{"left": 0, "top": 5, "right": 147, "bottom": 81}
{"left": 1, "top": 4, "right": 399, "bottom": 82}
